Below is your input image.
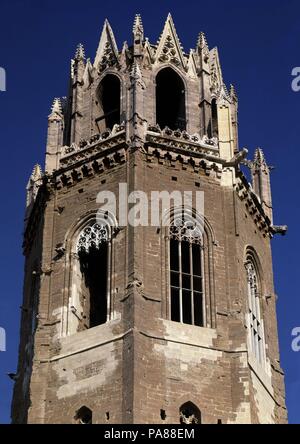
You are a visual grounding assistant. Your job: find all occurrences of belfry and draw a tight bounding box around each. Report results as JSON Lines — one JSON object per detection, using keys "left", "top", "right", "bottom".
{"left": 12, "top": 14, "right": 287, "bottom": 424}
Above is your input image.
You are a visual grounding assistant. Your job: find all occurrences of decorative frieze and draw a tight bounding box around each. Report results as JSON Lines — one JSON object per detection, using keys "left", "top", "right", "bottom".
{"left": 60, "top": 124, "right": 126, "bottom": 167}
{"left": 235, "top": 178, "right": 272, "bottom": 237}
{"left": 146, "top": 125, "right": 219, "bottom": 156}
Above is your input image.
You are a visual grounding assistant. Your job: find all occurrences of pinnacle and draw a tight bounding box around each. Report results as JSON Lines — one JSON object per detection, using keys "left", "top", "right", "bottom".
{"left": 130, "top": 60, "right": 142, "bottom": 79}
{"left": 197, "top": 32, "right": 208, "bottom": 49}
{"left": 230, "top": 84, "right": 237, "bottom": 99}
{"left": 254, "top": 147, "right": 265, "bottom": 161}
{"left": 75, "top": 43, "right": 86, "bottom": 61}
{"left": 253, "top": 148, "right": 269, "bottom": 169}
{"left": 51, "top": 98, "right": 62, "bottom": 115}
{"left": 31, "top": 164, "right": 43, "bottom": 180}
{"left": 133, "top": 14, "right": 144, "bottom": 35}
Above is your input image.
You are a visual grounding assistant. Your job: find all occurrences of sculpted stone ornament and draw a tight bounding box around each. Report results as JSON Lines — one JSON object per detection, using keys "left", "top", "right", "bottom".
{"left": 98, "top": 41, "right": 118, "bottom": 72}
{"left": 77, "top": 222, "right": 109, "bottom": 253}
{"left": 180, "top": 411, "right": 200, "bottom": 424}
{"left": 170, "top": 214, "right": 203, "bottom": 244}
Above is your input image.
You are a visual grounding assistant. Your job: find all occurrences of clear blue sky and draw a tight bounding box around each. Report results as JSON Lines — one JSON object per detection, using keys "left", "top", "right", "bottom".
{"left": 0, "top": 0, "right": 299, "bottom": 424}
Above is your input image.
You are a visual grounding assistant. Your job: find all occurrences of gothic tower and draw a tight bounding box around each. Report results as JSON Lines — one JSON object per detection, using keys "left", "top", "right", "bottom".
{"left": 12, "top": 14, "right": 287, "bottom": 424}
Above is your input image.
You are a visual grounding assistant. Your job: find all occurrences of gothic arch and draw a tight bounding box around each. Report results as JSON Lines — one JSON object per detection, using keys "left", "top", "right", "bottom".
{"left": 62, "top": 210, "right": 118, "bottom": 336}
{"left": 179, "top": 401, "right": 201, "bottom": 424}
{"left": 154, "top": 63, "right": 188, "bottom": 90}
{"left": 211, "top": 98, "right": 219, "bottom": 138}
{"left": 96, "top": 69, "right": 127, "bottom": 120}
{"left": 95, "top": 73, "right": 121, "bottom": 132}
{"left": 244, "top": 246, "right": 267, "bottom": 366}
{"left": 244, "top": 246, "right": 264, "bottom": 292}
{"left": 92, "top": 71, "right": 125, "bottom": 133}
{"left": 155, "top": 66, "right": 187, "bottom": 131}
{"left": 162, "top": 207, "right": 216, "bottom": 328}
{"left": 74, "top": 405, "right": 93, "bottom": 424}
{"left": 65, "top": 209, "right": 118, "bottom": 249}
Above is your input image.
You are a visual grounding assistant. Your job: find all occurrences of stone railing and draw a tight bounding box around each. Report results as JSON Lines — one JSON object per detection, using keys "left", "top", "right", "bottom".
{"left": 60, "top": 123, "right": 126, "bottom": 167}
{"left": 146, "top": 124, "right": 219, "bottom": 157}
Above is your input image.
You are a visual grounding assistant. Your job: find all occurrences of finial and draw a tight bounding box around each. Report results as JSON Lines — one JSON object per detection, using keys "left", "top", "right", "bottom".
{"left": 230, "top": 84, "right": 238, "bottom": 101}
{"left": 50, "top": 98, "right": 62, "bottom": 115}
{"left": 31, "top": 164, "right": 43, "bottom": 181}
{"left": 75, "top": 43, "right": 86, "bottom": 61}
{"left": 254, "top": 147, "right": 265, "bottom": 162}
{"left": 253, "top": 148, "right": 272, "bottom": 171}
{"left": 133, "top": 14, "right": 144, "bottom": 37}
{"left": 197, "top": 32, "right": 208, "bottom": 50}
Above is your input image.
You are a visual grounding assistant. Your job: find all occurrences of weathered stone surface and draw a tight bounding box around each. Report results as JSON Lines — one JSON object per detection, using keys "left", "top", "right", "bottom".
{"left": 11, "top": 13, "right": 287, "bottom": 424}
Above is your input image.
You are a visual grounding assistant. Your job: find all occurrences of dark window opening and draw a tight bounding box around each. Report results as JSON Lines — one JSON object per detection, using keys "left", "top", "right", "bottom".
{"left": 160, "top": 409, "right": 166, "bottom": 421}
{"left": 170, "top": 236, "right": 204, "bottom": 327}
{"left": 96, "top": 74, "right": 120, "bottom": 132}
{"left": 179, "top": 402, "right": 201, "bottom": 424}
{"left": 75, "top": 406, "right": 92, "bottom": 424}
{"left": 106, "top": 412, "right": 110, "bottom": 421}
{"left": 217, "top": 419, "right": 222, "bottom": 424}
{"left": 156, "top": 68, "right": 186, "bottom": 131}
{"left": 211, "top": 99, "right": 219, "bottom": 138}
{"left": 79, "top": 244, "right": 108, "bottom": 328}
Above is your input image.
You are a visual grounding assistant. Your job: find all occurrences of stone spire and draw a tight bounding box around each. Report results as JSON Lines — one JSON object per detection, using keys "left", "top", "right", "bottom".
{"left": 197, "top": 32, "right": 211, "bottom": 137}
{"left": 251, "top": 148, "right": 273, "bottom": 223}
{"left": 25, "top": 164, "right": 43, "bottom": 225}
{"left": 197, "top": 32, "right": 209, "bottom": 53}
{"left": 28, "top": 164, "right": 43, "bottom": 185}
{"left": 133, "top": 14, "right": 144, "bottom": 57}
{"left": 49, "top": 98, "right": 63, "bottom": 120}
{"left": 74, "top": 43, "right": 86, "bottom": 61}
{"left": 46, "top": 98, "right": 64, "bottom": 173}
{"left": 133, "top": 14, "right": 144, "bottom": 40}
{"left": 230, "top": 84, "right": 238, "bottom": 102}
{"left": 73, "top": 43, "right": 86, "bottom": 83}
{"left": 253, "top": 148, "right": 268, "bottom": 171}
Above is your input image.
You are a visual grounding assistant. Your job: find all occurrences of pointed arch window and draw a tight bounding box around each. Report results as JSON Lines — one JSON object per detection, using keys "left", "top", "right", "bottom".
{"left": 96, "top": 74, "right": 120, "bottom": 132}
{"left": 246, "top": 260, "right": 266, "bottom": 365}
{"left": 156, "top": 68, "right": 186, "bottom": 131}
{"left": 211, "top": 98, "right": 219, "bottom": 138}
{"left": 169, "top": 214, "right": 204, "bottom": 326}
{"left": 179, "top": 402, "right": 201, "bottom": 424}
{"left": 69, "top": 221, "right": 110, "bottom": 331}
{"left": 75, "top": 406, "right": 92, "bottom": 424}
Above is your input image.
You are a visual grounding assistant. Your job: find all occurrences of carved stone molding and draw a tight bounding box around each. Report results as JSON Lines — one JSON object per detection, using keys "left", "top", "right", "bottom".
{"left": 235, "top": 179, "right": 272, "bottom": 238}
{"left": 60, "top": 124, "right": 125, "bottom": 167}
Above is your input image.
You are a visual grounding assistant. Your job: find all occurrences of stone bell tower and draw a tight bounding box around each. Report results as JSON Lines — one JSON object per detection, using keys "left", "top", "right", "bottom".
{"left": 12, "top": 13, "right": 287, "bottom": 424}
